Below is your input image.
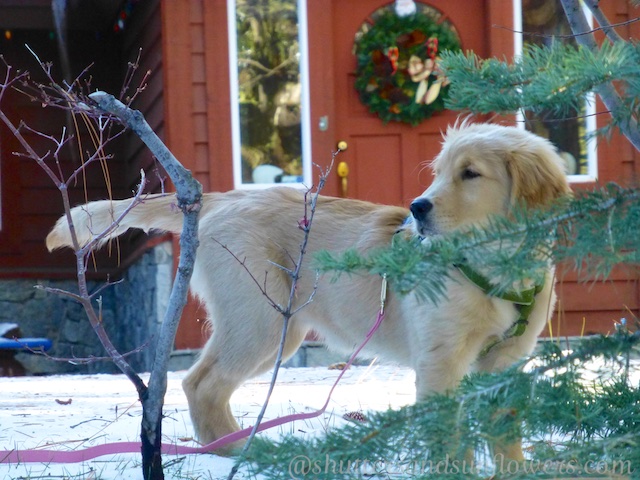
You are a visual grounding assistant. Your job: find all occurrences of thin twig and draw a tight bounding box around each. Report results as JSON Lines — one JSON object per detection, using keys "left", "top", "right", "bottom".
{"left": 291, "top": 270, "right": 321, "bottom": 316}
{"left": 20, "top": 342, "right": 149, "bottom": 365}
{"left": 89, "top": 277, "right": 125, "bottom": 299}
{"left": 226, "top": 156, "right": 337, "bottom": 480}
{"left": 80, "top": 170, "right": 147, "bottom": 254}
{"left": 491, "top": 16, "right": 640, "bottom": 39}
{"left": 35, "top": 285, "right": 83, "bottom": 303}
{"left": 212, "top": 239, "right": 282, "bottom": 313}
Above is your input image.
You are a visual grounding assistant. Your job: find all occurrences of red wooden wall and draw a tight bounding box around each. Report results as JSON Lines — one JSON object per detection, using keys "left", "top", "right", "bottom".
{"left": 160, "top": 0, "right": 236, "bottom": 348}
{"left": 0, "top": 27, "right": 131, "bottom": 277}
{"left": 552, "top": 1, "right": 640, "bottom": 336}
{"left": 1, "top": 0, "right": 638, "bottom": 351}
{"left": 159, "top": 0, "right": 640, "bottom": 344}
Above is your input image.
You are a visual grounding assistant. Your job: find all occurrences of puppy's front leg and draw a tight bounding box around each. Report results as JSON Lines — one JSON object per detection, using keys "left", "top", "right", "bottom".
{"left": 412, "top": 342, "right": 480, "bottom": 464}
{"left": 413, "top": 333, "right": 484, "bottom": 399}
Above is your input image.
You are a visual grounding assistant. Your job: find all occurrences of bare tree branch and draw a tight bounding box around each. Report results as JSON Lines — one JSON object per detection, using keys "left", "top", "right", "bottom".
{"left": 212, "top": 239, "right": 283, "bottom": 312}
{"left": 78, "top": 171, "right": 147, "bottom": 254}
{"left": 19, "top": 340, "right": 149, "bottom": 366}
{"left": 492, "top": 16, "right": 640, "bottom": 40}
{"left": 560, "top": 0, "right": 640, "bottom": 151}
{"left": 583, "top": 0, "right": 626, "bottom": 44}
{"left": 0, "top": 54, "right": 193, "bottom": 479}
{"left": 88, "top": 91, "right": 203, "bottom": 472}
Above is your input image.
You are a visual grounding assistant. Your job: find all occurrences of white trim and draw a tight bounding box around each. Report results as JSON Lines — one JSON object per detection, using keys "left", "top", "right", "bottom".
{"left": 227, "top": 0, "right": 312, "bottom": 190}
{"left": 512, "top": 0, "right": 522, "bottom": 62}
{"left": 570, "top": 4, "right": 598, "bottom": 183}
{"left": 574, "top": 91, "right": 598, "bottom": 182}
{"left": 227, "top": 0, "right": 242, "bottom": 188}
{"left": 227, "top": 0, "right": 242, "bottom": 190}
{"left": 298, "top": 0, "right": 313, "bottom": 189}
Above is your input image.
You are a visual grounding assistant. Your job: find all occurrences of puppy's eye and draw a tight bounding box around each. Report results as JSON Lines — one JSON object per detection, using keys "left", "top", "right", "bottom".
{"left": 461, "top": 168, "right": 481, "bottom": 180}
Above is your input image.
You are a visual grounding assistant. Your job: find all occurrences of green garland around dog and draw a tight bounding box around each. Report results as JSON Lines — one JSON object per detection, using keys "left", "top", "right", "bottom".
{"left": 354, "top": 10, "right": 461, "bottom": 126}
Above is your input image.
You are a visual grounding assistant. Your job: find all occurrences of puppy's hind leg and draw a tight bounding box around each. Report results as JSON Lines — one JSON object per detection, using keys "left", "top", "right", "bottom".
{"left": 182, "top": 350, "right": 245, "bottom": 455}
{"left": 182, "top": 314, "right": 308, "bottom": 455}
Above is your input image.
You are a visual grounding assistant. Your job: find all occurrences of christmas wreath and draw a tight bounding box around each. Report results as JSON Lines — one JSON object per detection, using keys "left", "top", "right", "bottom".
{"left": 354, "top": 9, "right": 461, "bottom": 126}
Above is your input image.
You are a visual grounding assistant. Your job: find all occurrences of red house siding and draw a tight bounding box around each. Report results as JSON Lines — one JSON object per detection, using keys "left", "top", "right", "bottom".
{"left": 160, "top": 0, "right": 236, "bottom": 349}
{"left": 1, "top": 0, "right": 638, "bottom": 351}
{"left": 0, "top": 28, "right": 130, "bottom": 277}
{"left": 159, "top": 0, "right": 640, "bottom": 346}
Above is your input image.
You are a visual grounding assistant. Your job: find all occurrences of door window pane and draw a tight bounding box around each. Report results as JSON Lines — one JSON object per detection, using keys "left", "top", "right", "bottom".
{"left": 229, "top": 0, "right": 310, "bottom": 188}
{"left": 519, "top": 0, "right": 597, "bottom": 180}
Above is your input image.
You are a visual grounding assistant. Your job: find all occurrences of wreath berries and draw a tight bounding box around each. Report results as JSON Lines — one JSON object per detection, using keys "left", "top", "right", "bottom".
{"left": 354, "top": 10, "right": 461, "bottom": 126}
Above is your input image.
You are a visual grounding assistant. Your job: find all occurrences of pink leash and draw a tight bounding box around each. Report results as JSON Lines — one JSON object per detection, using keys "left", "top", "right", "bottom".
{"left": 1, "top": 277, "right": 388, "bottom": 464}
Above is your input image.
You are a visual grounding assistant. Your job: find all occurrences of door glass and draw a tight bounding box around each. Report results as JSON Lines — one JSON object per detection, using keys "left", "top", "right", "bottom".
{"left": 228, "top": 0, "right": 311, "bottom": 188}
{"left": 518, "top": 0, "right": 597, "bottom": 180}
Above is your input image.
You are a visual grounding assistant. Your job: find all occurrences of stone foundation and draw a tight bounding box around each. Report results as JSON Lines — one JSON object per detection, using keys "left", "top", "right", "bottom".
{"left": 0, "top": 242, "right": 172, "bottom": 375}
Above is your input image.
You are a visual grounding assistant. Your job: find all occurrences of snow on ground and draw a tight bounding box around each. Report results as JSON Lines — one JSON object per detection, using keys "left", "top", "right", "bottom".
{"left": 0, "top": 364, "right": 416, "bottom": 480}
{"left": 2, "top": 355, "right": 638, "bottom": 480}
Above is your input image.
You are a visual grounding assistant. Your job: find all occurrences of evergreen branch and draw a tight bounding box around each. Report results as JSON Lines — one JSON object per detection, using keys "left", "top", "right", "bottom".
{"left": 246, "top": 324, "right": 640, "bottom": 479}
{"left": 315, "top": 184, "right": 640, "bottom": 301}
{"left": 440, "top": 42, "right": 639, "bottom": 118}
{"left": 439, "top": 35, "right": 640, "bottom": 149}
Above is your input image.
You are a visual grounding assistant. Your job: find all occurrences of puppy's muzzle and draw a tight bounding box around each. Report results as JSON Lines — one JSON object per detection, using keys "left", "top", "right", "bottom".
{"left": 410, "top": 198, "right": 433, "bottom": 223}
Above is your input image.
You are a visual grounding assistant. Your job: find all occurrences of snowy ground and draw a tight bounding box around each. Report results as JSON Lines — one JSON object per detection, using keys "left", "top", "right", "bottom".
{"left": 0, "top": 364, "right": 416, "bottom": 480}
{"left": 2, "top": 355, "right": 638, "bottom": 480}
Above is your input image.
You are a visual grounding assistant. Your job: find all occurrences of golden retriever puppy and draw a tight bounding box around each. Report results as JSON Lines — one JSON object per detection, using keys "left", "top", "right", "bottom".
{"left": 46, "top": 122, "right": 570, "bottom": 457}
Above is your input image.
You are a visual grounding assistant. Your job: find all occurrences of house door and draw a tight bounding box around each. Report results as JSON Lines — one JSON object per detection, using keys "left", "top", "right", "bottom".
{"left": 307, "top": 0, "right": 491, "bottom": 207}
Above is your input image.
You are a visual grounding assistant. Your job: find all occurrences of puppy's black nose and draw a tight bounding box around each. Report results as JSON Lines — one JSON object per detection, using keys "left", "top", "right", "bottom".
{"left": 410, "top": 198, "right": 433, "bottom": 222}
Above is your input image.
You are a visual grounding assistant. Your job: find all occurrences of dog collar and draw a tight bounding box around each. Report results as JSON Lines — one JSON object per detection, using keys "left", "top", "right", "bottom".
{"left": 454, "top": 263, "right": 545, "bottom": 356}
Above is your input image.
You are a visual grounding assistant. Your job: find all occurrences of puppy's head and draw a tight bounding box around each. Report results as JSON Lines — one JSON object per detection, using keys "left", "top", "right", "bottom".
{"left": 410, "top": 122, "right": 571, "bottom": 237}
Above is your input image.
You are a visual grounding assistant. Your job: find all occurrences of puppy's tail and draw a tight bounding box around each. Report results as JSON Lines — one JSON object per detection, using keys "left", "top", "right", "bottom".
{"left": 46, "top": 194, "right": 184, "bottom": 251}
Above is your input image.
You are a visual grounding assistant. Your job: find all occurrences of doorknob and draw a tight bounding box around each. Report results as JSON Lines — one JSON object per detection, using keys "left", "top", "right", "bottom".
{"left": 337, "top": 161, "right": 349, "bottom": 197}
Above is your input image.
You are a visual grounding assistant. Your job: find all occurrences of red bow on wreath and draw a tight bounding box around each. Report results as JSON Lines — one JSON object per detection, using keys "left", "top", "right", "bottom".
{"left": 427, "top": 36, "right": 438, "bottom": 60}
{"left": 387, "top": 46, "right": 399, "bottom": 74}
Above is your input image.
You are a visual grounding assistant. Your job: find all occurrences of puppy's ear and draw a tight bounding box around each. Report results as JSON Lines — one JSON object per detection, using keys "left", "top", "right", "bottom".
{"left": 507, "top": 147, "right": 572, "bottom": 208}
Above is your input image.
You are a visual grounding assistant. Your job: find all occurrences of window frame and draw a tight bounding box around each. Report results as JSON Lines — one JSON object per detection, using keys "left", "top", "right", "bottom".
{"left": 513, "top": 0, "right": 598, "bottom": 183}
{"left": 227, "top": 0, "right": 313, "bottom": 190}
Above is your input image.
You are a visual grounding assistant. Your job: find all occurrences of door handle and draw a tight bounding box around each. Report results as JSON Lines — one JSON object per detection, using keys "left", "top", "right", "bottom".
{"left": 337, "top": 161, "right": 349, "bottom": 197}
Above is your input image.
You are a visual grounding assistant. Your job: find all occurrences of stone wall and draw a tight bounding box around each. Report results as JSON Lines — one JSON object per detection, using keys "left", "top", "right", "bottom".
{"left": 0, "top": 242, "right": 173, "bottom": 375}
